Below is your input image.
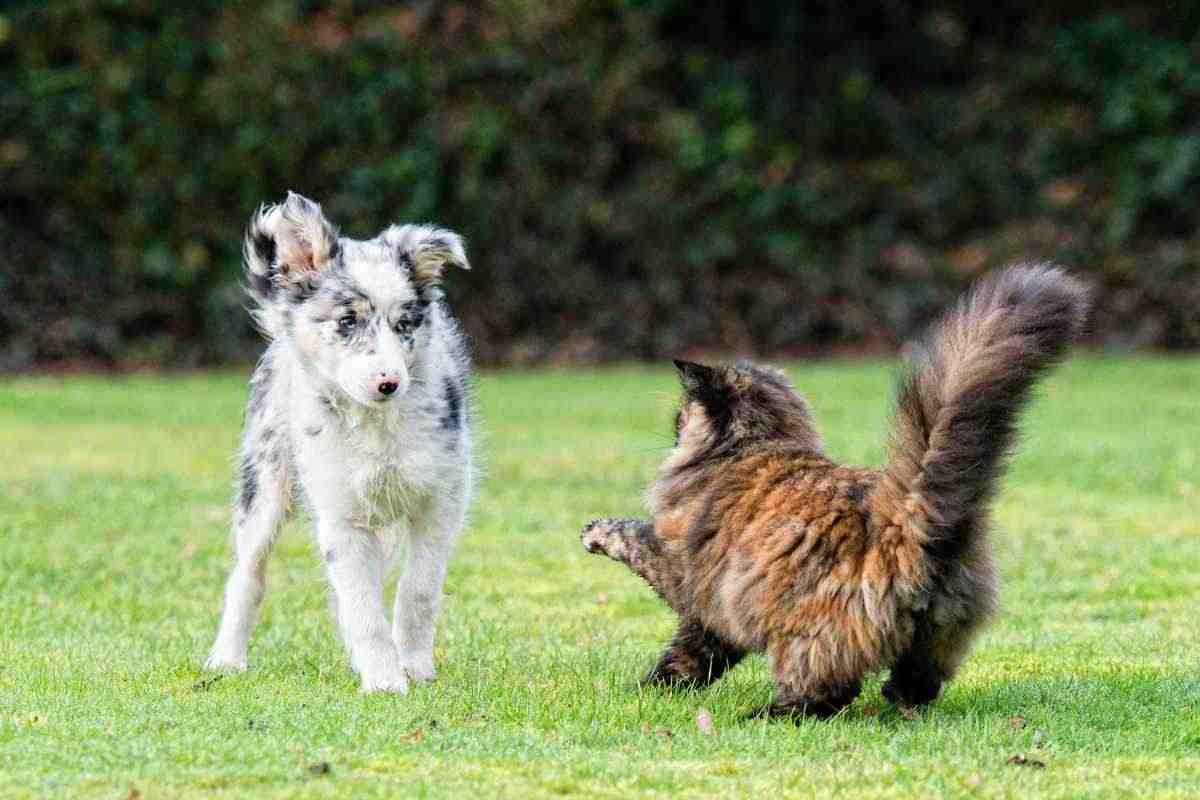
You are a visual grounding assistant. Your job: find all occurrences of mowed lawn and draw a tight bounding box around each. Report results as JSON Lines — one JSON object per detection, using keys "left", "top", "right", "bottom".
{"left": 0, "top": 357, "right": 1197, "bottom": 799}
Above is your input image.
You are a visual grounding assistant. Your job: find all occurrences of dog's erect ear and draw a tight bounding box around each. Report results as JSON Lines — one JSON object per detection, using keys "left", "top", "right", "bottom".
{"left": 244, "top": 192, "right": 339, "bottom": 303}
{"left": 382, "top": 224, "right": 470, "bottom": 288}
{"left": 273, "top": 191, "right": 339, "bottom": 281}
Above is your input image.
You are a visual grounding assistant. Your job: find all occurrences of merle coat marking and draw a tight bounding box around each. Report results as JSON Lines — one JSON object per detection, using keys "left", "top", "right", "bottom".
{"left": 206, "top": 192, "right": 475, "bottom": 693}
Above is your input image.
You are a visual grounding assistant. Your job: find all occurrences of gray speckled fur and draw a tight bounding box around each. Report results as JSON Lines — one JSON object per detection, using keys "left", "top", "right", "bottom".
{"left": 207, "top": 192, "right": 476, "bottom": 693}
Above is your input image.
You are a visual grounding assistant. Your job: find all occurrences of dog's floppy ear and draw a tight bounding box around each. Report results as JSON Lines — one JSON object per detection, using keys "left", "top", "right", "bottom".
{"left": 382, "top": 224, "right": 470, "bottom": 288}
{"left": 244, "top": 192, "right": 339, "bottom": 303}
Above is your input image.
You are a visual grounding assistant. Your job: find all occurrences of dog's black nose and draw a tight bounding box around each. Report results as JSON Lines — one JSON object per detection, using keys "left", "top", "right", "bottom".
{"left": 378, "top": 381, "right": 398, "bottom": 396}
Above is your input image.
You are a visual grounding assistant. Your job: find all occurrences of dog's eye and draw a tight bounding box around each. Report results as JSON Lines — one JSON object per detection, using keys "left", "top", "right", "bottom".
{"left": 394, "top": 319, "right": 412, "bottom": 335}
{"left": 337, "top": 315, "right": 357, "bottom": 335}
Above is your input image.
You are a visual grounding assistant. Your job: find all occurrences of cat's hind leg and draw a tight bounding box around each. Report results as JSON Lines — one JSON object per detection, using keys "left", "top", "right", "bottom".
{"left": 642, "top": 618, "right": 746, "bottom": 689}
{"left": 749, "top": 681, "right": 863, "bottom": 721}
{"left": 883, "top": 617, "right": 982, "bottom": 707}
{"left": 747, "top": 636, "right": 863, "bottom": 721}
{"left": 884, "top": 548, "right": 996, "bottom": 707}
{"left": 881, "top": 616, "right": 943, "bottom": 706}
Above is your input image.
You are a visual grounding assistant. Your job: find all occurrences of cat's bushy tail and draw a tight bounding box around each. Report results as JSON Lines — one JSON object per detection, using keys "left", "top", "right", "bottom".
{"left": 870, "top": 263, "right": 1089, "bottom": 572}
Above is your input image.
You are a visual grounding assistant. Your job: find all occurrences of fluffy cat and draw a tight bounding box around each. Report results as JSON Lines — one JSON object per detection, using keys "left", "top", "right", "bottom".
{"left": 582, "top": 264, "right": 1088, "bottom": 719}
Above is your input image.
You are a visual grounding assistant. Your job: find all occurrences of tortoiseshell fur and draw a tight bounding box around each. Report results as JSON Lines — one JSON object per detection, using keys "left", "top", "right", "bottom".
{"left": 583, "top": 264, "right": 1088, "bottom": 720}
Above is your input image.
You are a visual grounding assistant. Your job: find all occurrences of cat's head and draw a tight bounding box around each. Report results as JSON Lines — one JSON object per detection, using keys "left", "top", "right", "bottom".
{"left": 667, "top": 360, "right": 822, "bottom": 465}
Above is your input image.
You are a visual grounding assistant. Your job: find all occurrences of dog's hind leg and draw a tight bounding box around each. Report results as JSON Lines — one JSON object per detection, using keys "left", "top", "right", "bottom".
{"left": 392, "top": 489, "right": 468, "bottom": 683}
{"left": 206, "top": 446, "right": 289, "bottom": 671}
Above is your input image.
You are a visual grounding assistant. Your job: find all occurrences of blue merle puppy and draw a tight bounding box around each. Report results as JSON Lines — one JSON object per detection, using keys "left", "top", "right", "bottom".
{"left": 206, "top": 192, "right": 474, "bottom": 693}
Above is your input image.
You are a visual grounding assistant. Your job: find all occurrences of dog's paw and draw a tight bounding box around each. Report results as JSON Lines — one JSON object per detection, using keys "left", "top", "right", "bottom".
{"left": 204, "top": 651, "right": 248, "bottom": 673}
{"left": 359, "top": 668, "right": 410, "bottom": 694}
{"left": 400, "top": 652, "right": 437, "bottom": 683}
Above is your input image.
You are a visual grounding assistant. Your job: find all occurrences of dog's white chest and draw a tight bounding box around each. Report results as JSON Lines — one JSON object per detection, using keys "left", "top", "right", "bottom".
{"left": 337, "top": 414, "right": 455, "bottom": 528}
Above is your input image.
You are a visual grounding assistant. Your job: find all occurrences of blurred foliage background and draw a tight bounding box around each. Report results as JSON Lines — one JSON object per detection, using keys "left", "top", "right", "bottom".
{"left": 1, "top": 1, "right": 1198, "bottom": 370}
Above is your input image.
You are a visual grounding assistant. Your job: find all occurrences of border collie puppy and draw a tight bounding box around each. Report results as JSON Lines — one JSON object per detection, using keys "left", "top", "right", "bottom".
{"left": 206, "top": 192, "right": 474, "bottom": 693}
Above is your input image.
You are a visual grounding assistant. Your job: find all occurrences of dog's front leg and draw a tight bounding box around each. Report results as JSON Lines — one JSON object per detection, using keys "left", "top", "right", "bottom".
{"left": 319, "top": 519, "right": 407, "bottom": 693}
{"left": 393, "top": 499, "right": 466, "bottom": 682}
{"left": 206, "top": 440, "right": 288, "bottom": 671}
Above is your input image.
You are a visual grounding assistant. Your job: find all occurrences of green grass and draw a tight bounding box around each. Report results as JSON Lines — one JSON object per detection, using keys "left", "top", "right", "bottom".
{"left": 1, "top": 357, "right": 1198, "bottom": 798}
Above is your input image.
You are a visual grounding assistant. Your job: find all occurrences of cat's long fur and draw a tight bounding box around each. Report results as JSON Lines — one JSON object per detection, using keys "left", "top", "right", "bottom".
{"left": 582, "top": 264, "right": 1088, "bottom": 718}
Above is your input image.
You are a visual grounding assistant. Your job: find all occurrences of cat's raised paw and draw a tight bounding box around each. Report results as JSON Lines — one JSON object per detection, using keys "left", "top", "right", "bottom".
{"left": 580, "top": 518, "right": 624, "bottom": 557}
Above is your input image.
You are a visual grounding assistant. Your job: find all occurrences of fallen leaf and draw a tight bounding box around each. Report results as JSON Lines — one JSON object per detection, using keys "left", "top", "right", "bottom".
{"left": 1006, "top": 754, "right": 1045, "bottom": 769}
{"left": 898, "top": 704, "right": 919, "bottom": 721}
{"left": 965, "top": 773, "right": 982, "bottom": 787}
{"left": 640, "top": 722, "right": 652, "bottom": 735}
{"left": 860, "top": 704, "right": 880, "bottom": 717}
{"left": 307, "top": 761, "right": 332, "bottom": 776}
{"left": 400, "top": 728, "right": 424, "bottom": 743}
{"left": 596, "top": 592, "right": 608, "bottom": 605}
{"left": 696, "top": 708, "right": 715, "bottom": 735}
{"left": 1010, "top": 714, "right": 1028, "bottom": 730}
{"left": 656, "top": 727, "right": 674, "bottom": 739}
{"left": 123, "top": 788, "right": 141, "bottom": 800}
{"left": 180, "top": 541, "right": 196, "bottom": 559}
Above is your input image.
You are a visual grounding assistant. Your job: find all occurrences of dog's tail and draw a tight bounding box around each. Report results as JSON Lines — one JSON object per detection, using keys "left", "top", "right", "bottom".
{"left": 869, "top": 263, "right": 1089, "bottom": 573}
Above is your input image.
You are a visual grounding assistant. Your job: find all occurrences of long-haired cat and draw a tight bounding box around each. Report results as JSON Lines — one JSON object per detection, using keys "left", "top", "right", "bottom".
{"left": 581, "top": 264, "right": 1088, "bottom": 718}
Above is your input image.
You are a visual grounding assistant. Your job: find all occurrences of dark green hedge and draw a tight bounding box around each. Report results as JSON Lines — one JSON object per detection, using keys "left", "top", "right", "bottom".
{"left": 2, "top": 1, "right": 1198, "bottom": 369}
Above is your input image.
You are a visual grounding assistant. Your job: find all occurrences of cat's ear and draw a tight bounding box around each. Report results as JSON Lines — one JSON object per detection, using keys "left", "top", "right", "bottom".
{"left": 675, "top": 359, "right": 739, "bottom": 427}
{"left": 673, "top": 359, "right": 717, "bottom": 395}
{"left": 674, "top": 359, "right": 737, "bottom": 404}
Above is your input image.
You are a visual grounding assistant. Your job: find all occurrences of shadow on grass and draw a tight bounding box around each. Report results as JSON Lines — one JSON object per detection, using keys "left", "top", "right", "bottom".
{"left": 846, "top": 669, "right": 1200, "bottom": 735}
{"left": 636, "top": 665, "right": 1198, "bottom": 733}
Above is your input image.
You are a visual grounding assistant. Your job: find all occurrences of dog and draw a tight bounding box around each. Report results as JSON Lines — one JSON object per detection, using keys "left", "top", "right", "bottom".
{"left": 205, "top": 192, "right": 474, "bottom": 693}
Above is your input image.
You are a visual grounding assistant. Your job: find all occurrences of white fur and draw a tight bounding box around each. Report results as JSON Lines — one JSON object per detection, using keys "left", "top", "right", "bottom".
{"left": 206, "top": 193, "right": 473, "bottom": 693}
